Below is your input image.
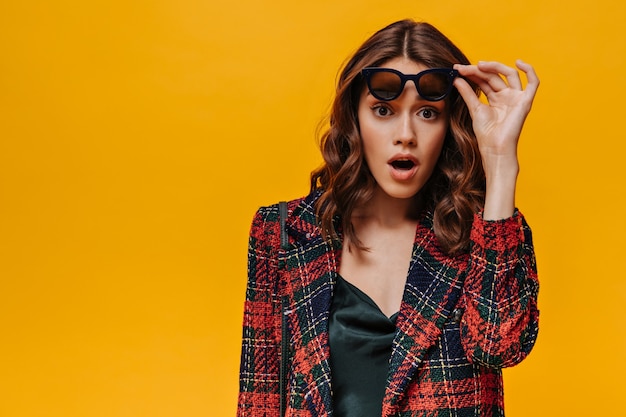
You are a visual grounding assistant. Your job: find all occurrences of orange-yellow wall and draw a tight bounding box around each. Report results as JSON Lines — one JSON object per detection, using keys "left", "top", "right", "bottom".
{"left": 1, "top": 1, "right": 625, "bottom": 416}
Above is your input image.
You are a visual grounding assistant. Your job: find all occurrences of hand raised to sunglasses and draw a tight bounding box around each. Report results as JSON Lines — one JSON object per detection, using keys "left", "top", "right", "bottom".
{"left": 453, "top": 60, "right": 539, "bottom": 220}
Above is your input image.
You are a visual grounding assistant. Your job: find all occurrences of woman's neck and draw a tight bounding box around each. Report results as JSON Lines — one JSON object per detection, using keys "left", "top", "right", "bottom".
{"left": 352, "top": 188, "right": 415, "bottom": 228}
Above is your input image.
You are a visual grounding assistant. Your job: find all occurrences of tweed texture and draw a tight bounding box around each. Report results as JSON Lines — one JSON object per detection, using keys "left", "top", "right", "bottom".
{"left": 237, "top": 192, "right": 539, "bottom": 417}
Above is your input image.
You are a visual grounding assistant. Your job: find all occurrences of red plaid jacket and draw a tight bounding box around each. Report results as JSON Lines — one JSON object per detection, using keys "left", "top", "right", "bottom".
{"left": 238, "top": 192, "right": 539, "bottom": 417}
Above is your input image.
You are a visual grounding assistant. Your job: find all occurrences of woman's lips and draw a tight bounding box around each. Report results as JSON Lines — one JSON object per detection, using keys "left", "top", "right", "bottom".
{"left": 387, "top": 155, "right": 418, "bottom": 181}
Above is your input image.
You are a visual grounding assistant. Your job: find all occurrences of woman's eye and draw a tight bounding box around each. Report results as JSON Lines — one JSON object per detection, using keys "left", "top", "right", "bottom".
{"left": 418, "top": 108, "right": 439, "bottom": 120}
{"left": 373, "top": 105, "right": 391, "bottom": 116}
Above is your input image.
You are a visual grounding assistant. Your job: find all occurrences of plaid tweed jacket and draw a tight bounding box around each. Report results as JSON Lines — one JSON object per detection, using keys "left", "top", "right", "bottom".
{"left": 238, "top": 191, "right": 539, "bottom": 417}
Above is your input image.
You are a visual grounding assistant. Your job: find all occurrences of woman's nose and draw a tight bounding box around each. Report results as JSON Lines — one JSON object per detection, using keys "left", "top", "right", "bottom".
{"left": 393, "top": 114, "right": 417, "bottom": 146}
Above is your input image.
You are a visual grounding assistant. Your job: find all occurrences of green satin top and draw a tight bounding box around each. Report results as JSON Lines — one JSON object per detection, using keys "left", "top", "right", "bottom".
{"left": 329, "top": 275, "right": 398, "bottom": 417}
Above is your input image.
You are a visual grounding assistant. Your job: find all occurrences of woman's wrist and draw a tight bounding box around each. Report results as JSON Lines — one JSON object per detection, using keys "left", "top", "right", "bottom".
{"left": 482, "top": 155, "right": 519, "bottom": 220}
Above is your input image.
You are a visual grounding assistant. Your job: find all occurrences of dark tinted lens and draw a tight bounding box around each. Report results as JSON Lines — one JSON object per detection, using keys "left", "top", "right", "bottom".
{"left": 368, "top": 70, "right": 402, "bottom": 100}
{"left": 418, "top": 72, "right": 451, "bottom": 100}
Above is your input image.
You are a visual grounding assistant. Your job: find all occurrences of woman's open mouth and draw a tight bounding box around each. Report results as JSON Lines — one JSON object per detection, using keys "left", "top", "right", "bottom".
{"left": 390, "top": 159, "right": 416, "bottom": 170}
{"left": 388, "top": 155, "right": 419, "bottom": 181}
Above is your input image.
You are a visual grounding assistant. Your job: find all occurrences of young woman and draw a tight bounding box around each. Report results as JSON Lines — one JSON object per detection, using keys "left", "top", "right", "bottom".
{"left": 238, "top": 19, "right": 539, "bottom": 417}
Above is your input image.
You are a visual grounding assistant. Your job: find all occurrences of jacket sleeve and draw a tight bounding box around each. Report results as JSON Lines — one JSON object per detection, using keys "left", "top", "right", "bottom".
{"left": 460, "top": 210, "right": 539, "bottom": 368}
{"left": 237, "top": 206, "right": 282, "bottom": 417}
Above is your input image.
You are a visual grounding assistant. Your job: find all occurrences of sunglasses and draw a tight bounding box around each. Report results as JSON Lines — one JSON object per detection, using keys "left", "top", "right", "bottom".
{"left": 361, "top": 67, "right": 459, "bottom": 102}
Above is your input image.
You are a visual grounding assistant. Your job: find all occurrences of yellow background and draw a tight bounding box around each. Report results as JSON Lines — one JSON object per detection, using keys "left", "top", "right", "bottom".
{"left": 1, "top": 0, "right": 625, "bottom": 416}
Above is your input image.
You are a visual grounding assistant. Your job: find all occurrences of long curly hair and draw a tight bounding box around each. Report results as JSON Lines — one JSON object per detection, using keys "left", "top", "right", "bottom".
{"left": 310, "top": 20, "right": 486, "bottom": 255}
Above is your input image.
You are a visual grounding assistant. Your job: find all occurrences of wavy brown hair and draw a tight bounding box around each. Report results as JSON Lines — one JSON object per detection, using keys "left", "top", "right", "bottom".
{"left": 310, "top": 20, "right": 486, "bottom": 255}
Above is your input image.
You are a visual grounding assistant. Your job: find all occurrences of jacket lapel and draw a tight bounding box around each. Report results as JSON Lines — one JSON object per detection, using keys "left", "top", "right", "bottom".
{"left": 280, "top": 194, "right": 339, "bottom": 416}
{"left": 280, "top": 196, "right": 466, "bottom": 416}
{"left": 383, "top": 215, "right": 466, "bottom": 415}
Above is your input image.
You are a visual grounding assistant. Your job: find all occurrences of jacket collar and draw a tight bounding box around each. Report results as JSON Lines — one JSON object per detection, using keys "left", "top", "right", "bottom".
{"left": 281, "top": 192, "right": 465, "bottom": 416}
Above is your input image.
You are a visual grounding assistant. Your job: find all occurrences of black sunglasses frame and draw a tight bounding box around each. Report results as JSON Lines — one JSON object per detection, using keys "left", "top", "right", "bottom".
{"left": 361, "top": 67, "right": 459, "bottom": 102}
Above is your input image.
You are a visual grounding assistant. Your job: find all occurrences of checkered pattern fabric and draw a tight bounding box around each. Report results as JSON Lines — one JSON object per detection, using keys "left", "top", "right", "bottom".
{"left": 237, "top": 192, "right": 539, "bottom": 417}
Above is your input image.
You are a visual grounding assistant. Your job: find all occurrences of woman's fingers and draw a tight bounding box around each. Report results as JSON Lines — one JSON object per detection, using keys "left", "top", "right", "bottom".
{"left": 453, "top": 76, "right": 482, "bottom": 115}
{"left": 454, "top": 64, "right": 497, "bottom": 95}
{"left": 455, "top": 63, "right": 506, "bottom": 93}
{"left": 515, "top": 59, "right": 540, "bottom": 100}
{"left": 455, "top": 61, "right": 532, "bottom": 95}
{"left": 477, "top": 61, "right": 523, "bottom": 91}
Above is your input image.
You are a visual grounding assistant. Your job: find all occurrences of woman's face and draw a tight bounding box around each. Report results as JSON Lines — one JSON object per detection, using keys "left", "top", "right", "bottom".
{"left": 357, "top": 57, "right": 449, "bottom": 201}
